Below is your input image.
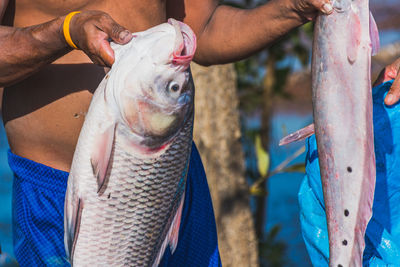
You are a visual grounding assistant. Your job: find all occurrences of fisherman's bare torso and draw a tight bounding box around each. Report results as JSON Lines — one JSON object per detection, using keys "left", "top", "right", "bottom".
{"left": 2, "top": 0, "right": 168, "bottom": 171}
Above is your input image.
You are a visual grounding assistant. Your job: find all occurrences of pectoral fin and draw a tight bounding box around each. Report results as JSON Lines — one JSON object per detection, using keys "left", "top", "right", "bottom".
{"left": 347, "top": 11, "right": 361, "bottom": 64}
{"left": 65, "top": 194, "right": 84, "bottom": 264}
{"left": 279, "top": 123, "right": 315, "bottom": 146}
{"left": 91, "top": 123, "right": 116, "bottom": 193}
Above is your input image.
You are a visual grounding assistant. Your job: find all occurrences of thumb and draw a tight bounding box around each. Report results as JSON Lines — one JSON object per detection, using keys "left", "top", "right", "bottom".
{"left": 100, "top": 16, "right": 133, "bottom": 45}
{"left": 111, "top": 28, "right": 132, "bottom": 45}
{"left": 384, "top": 74, "right": 400, "bottom": 106}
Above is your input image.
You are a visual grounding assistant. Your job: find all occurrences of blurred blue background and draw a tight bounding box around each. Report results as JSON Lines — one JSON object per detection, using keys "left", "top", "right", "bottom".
{"left": 0, "top": 121, "right": 14, "bottom": 258}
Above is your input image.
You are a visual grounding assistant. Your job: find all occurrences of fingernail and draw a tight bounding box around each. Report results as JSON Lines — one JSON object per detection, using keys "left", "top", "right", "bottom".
{"left": 119, "top": 30, "right": 130, "bottom": 41}
{"left": 385, "top": 93, "right": 394, "bottom": 105}
{"left": 322, "top": 3, "right": 333, "bottom": 14}
{"left": 388, "top": 71, "right": 396, "bottom": 79}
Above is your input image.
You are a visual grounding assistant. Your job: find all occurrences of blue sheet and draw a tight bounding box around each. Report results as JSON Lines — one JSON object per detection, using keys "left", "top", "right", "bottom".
{"left": 299, "top": 80, "right": 400, "bottom": 265}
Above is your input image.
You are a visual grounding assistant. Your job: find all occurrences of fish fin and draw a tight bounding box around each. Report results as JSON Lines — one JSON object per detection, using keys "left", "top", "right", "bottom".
{"left": 90, "top": 123, "right": 116, "bottom": 194}
{"left": 279, "top": 123, "right": 315, "bottom": 146}
{"left": 167, "top": 194, "right": 185, "bottom": 253}
{"left": 369, "top": 11, "right": 380, "bottom": 56}
{"left": 152, "top": 194, "right": 185, "bottom": 267}
{"left": 65, "top": 196, "right": 84, "bottom": 264}
{"left": 347, "top": 11, "right": 362, "bottom": 64}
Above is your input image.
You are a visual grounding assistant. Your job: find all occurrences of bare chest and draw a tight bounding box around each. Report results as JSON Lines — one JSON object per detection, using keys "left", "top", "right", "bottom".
{"left": 10, "top": 0, "right": 167, "bottom": 31}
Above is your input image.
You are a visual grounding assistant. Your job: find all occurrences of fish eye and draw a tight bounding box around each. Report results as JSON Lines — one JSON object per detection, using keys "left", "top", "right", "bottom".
{"left": 168, "top": 81, "right": 180, "bottom": 93}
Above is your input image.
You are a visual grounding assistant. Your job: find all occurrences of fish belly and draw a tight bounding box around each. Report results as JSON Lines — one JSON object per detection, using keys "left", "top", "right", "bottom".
{"left": 312, "top": 2, "right": 376, "bottom": 266}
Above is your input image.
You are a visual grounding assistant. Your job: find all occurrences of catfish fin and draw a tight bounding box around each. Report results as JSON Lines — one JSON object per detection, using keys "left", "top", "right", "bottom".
{"left": 347, "top": 11, "right": 362, "bottom": 64}
{"left": 90, "top": 123, "right": 116, "bottom": 193}
{"left": 279, "top": 123, "right": 315, "bottom": 146}
{"left": 369, "top": 11, "right": 380, "bottom": 56}
{"left": 152, "top": 194, "right": 185, "bottom": 267}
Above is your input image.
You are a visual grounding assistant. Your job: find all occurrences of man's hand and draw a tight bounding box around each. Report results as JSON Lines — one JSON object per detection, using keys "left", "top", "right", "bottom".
{"left": 291, "top": 0, "right": 333, "bottom": 21}
{"left": 68, "top": 10, "right": 133, "bottom": 66}
{"left": 0, "top": 10, "right": 133, "bottom": 86}
{"left": 374, "top": 58, "right": 400, "bottom": 106}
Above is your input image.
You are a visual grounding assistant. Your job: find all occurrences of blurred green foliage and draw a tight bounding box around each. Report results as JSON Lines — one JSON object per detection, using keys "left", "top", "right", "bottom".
{"left": 236, "top": 22, "right": 314, "bottom": 112}
{"left": 255, "top": 135, "right": 270, "bottom": 178}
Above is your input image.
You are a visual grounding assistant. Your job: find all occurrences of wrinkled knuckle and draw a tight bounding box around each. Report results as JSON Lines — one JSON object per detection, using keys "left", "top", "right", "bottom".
{"left": 86, "top": 40, "right": 99, "bottom": 55}
{"left": 86, "top": 10, "right": 99, "bottom": 15}
{"left": 99, "top": 12, "right": 112, "bottom": 23}
{"left": 82, "top": 23, "right": 92, "bottom": 34}
{"left": 111, "top": 24, "right": 123, "bottom": 39}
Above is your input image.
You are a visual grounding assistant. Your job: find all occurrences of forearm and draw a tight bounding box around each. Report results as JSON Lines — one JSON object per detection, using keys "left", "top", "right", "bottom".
{"left": 0, "top": 16, "right": 70, "bottom": 86}
{"left": 194, "top": 0, "right": 305, "bottom": 66}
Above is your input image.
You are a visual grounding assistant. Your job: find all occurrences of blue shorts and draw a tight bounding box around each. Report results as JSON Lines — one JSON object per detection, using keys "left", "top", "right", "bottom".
{"left": 9, "top": 142, "right": 221, "bottom": 267}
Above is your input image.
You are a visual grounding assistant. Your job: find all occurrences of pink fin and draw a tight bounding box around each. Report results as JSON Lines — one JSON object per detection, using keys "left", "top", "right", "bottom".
{"left": 90, "top": 124, "right": 116, "bottom": 193}
{"left": 167, "top": 195, "right": 184, "bottom": 253}
{"left": 152, "top": 194, "right": 185, "bottom": 267}
{"left": 279, "top": 123, "right": 315, "bottom": 146}
{"left": 347, "top": 11, "right": 361, "bottom": 64}
{"left": 65, "top": 197, "right": 84, "bottom": 263}
{"left": 369, "top": 11, "right": 380, "bottom": 56}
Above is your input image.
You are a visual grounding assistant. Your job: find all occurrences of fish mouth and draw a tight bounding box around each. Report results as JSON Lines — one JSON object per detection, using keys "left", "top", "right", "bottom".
{"left": 167, "top": 18, "right": 197, "bottom": 68}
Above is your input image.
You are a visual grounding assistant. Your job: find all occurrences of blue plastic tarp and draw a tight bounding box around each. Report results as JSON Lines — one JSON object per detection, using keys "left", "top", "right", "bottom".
{"left": 299, "top": 80, "right": 400, "bottom": 266}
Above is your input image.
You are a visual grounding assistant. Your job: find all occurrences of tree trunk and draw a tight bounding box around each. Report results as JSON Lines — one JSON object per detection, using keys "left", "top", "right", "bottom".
{"left": 255, "top": 54, "right": 276, "bottom": 238}
{"left": 191, "top": 63, "right": 259, "bottom": 267}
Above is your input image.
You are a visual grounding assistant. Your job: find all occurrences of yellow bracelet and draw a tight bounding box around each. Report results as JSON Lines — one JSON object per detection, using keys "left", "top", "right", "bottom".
{"left": 63, "top": 11, "right": 81, "bottom": 49}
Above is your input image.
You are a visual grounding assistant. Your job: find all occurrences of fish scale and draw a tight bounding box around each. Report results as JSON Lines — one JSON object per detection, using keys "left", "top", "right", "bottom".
{"left": 70, "top": 117, "right": 193, "bottom": 266}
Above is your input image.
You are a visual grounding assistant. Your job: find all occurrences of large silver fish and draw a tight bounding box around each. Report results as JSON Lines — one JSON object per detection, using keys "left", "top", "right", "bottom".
{"left": 64, "top": 19, "right": 196, "bottom": 266}
{"left": 280, "top": 1, "right": 380, "bottom": 266}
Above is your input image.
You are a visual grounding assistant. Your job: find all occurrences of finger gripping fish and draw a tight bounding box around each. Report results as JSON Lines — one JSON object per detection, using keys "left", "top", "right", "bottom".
{"left": 64, "top": 19, "right": 197, "bottom": 267}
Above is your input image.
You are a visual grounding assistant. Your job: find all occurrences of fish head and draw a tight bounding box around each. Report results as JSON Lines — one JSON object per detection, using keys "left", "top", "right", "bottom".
{"left": 107, "top": 18, "right": 196, "bottom": 150}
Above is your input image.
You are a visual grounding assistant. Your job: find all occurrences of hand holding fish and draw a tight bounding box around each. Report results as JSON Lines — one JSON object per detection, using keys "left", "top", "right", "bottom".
{"left": 374, "top": 57, "right": 400, "bottom": 106}
{"left": 290, "top": 0, "right": 333, "bottom": 21}
{"left": 67, "top": 10, "right": 133, "bottom": 66}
